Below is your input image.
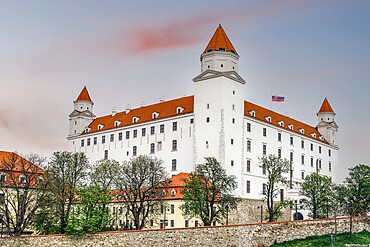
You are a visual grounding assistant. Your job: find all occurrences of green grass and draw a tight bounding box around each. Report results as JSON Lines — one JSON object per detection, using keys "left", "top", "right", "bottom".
{"left": 271, "top": 230, "right": 370, "bottom": 247}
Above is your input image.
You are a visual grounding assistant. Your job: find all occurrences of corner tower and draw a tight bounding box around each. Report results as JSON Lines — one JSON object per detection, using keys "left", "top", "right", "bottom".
{"left": 68, "top": 86, "right": 95, "bottom": 138}
{"left": 193, "top": 25, "right": 246, "bottom": 196}
{"left": 317, "top": 98, "right": 338, "bottom": 146}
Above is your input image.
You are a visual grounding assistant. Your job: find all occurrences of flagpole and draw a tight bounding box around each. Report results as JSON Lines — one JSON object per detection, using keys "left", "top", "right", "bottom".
{"left": 270, "top": 92, "right": 273, "bottom": 110}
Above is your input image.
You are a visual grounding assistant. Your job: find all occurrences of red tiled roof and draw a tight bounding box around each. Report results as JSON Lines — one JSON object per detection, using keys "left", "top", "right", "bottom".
{"left": 0, "top": 151, "right": 44, "bottom": 174}
{"left": 318, "top": 98, "right": 334, "bottom": 113}
{"left": 203, "top": 24, "right": 238, "bottom": 55}
{"left": 76, "top": 86, "right": 92, "bottom": 102}
{"left": 84, "top": 96, "right": 194, "bottom": 135}
{"left": 244, "top": 101, "right": 327, "bottom": 143}
{"left": 84, "top": 94, "right": 326, "bottom": 143}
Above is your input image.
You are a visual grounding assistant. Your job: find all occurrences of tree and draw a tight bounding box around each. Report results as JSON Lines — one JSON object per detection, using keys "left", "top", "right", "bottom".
{"left": 114, "top": 155, "right": 169, "bottom": 230}
{"left": 89, "top": 159, "right": 120, "bottom": 189}
{"left": 259, "top": 155, "right": 291, "bottom": 222}
{"left": 0, "top": 152, "right": 49, "bottom": 235}
{"left": 180, "top": 157, "right": 238, "bottom": 226}
{"left": 46, "top": 151, "right": 90, "bottom": 233}
{"left": 300, "top": 173, "right": 335, "bottom": 219}
{"left": 337, "top": 164, "right": 370, "bottom": 240}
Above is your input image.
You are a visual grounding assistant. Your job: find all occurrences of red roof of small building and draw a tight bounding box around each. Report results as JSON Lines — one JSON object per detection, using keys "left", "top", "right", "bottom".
{"left": 203, "top": 24, "right": 238, "bottom": 55}
{"left": 318, "top": 98, "right": 334, "bottom": 113}
{"left": 76, "top": 86, "right": 92, "bottom": 102}
{"left": 0, "top": 151, "right": 44, "bottom": 174}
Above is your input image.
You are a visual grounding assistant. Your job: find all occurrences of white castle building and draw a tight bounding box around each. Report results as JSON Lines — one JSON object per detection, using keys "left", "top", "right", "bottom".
{"left": 67, "top": 25, "right": 339, "bottom": 206}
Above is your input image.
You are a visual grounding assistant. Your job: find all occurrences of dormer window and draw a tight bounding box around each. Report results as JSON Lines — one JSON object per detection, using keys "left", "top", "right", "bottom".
{"left": 37, "top": 176, "right": 44, "bottom": 185}
{"left": 171, "top": 189, "right": 176, "bottom": 197}
{"left": 265, "top": 116, "right": 271, "bottom": 123}
{"left": 176, "top": 107, "right": 184, "bottom": 114}
{"left": 249, "top": 110, "right": 255, "bottom": 117}
{"left": 85, "top": 127, "right": 91, "bottom": 133}
{"left": 152, "top": 112, "right": 159, "bottom": 119}
{"left": 278, "top": 121, "right": 284, "bottom": 127}
{"left": 299, "top": 128, "right": 304, "bottom": 134}
{"left": 0, "top": 173, "right": 6, "bottom": 183}
{"left": 132, "top": 117, "right": 139, "bottom": 124}
{"left": 98, "top": 124, "right": 104, "bottom": 131}
{"left": 114, "top": 121, "right": 121, "bottom": 127}
{"left": 319, "top": 136, "right": 325, "bottom": 141}
{"left": 19, "top": 174, "right": 26, "bottom": 184}
{"left": 311, "top": 133, "right": 316, "bottom": 138}
{"left": 288, "top": 124, "right": 294, "bottom": 130}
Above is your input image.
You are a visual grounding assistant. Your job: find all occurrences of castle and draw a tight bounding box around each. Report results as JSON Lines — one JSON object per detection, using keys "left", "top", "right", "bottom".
{"left": 67, "top": 25, "right": 339, "bottom": 210}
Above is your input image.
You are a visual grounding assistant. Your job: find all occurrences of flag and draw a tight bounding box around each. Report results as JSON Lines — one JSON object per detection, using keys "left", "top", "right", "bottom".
{"left": 272, "top": 95, "right": 285, "bottom": 102}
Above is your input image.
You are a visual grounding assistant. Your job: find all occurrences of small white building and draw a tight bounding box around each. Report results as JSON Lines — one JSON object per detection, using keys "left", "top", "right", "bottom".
{"left": 67, "top": 25, "right": 339, "bottom": 219}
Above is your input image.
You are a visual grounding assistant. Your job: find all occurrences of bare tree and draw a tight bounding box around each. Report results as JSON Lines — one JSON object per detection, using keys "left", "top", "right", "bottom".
{"left": 115, "top": 155, "right": 169, "bottom": 230}
{"left": 0, "top": 152, "right": 48, "bottom": 235}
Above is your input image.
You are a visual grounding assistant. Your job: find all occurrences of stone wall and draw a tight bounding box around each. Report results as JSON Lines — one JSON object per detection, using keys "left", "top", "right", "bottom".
{"left": 0, "top": 216, "right": 368, "bottom": 247}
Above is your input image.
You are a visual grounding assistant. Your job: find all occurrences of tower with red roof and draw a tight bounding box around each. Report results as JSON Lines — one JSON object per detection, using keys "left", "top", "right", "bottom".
{"left": 317, "top": 98, "right": 338, "bottom": 146}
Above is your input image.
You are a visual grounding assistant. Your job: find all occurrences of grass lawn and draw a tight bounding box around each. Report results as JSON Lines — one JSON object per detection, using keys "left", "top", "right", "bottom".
{"left": 271, "top": 230, "right": 370, "bottom": 247}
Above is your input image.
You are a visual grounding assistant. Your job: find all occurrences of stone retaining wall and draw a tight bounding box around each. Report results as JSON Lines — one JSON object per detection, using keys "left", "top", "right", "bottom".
{"left": 0, "top": 216, "right": 368, "bottom": 247}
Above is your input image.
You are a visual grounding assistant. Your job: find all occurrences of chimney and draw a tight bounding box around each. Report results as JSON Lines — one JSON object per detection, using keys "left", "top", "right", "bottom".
{"left": 140, "top": 101, "right": 145, "bottom": 107}
{"left": 159, "top": 96, "right": 165, "bottom": 103}
{"left": 125, "top": 104, "right": 131, "bottom": 114}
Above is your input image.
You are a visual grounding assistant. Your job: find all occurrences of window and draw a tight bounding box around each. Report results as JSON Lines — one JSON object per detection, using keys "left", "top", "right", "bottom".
{"left": 290, "top": 136, "right": 294, "bottom": 145}
{"left": 206, "top": 117, "right": 210, "bottom": 123}
{"left": 278, "top": 132, "right": 281, "bottom": 142}
{"left": 247, "top": 123, "right": 251, "bottom": 132}
{"left": 171, "top": 189, "right": 176, "bottom": 197}
{"left": 93, "top": 137, "right": 97, "bottom": 145}
{"left": 152, "top": 112, "right": 159, "bottom": 119}
{"left": 133, "top": 130, "right": 137, "bottom": 138}
{"left": 172, "top": 122, "right": 177, "bottom": 131}
{"left": 246, "top": 160, "right": 251, "bottom": 172}
{"left": 150, "top": 143, "right": 155, "bottom": 154}
{"left": 125, "top": 131, "right": 129, "bottom": 139}
{"left": 150, "top": 219, "right": 154, "bottom": 227}
{"left": 311, "top": 143, "right": 314, "bottom": 151}
{"left": 157, "top": 141, "right": 162, "bottom": 151}
{"left": 160, "top": 124, "right": 165, "bottom": 133}
{"left": 87, "top": 138, "right": 91, "bottom": 146}
{"left": 206, "top": 103, "right": 210, "bottom": 109}
{"left": 231, "top": 139, "right": 234, "bottom": 145}
{"left": 290, "top": 152, "right": 293, "bottom": 163}
{"left": 176, "top": 107, "right": 184, "bottom": 114}
{"left": 247, "top": 140, "right": 251, "bottom": 152}
{"left": 172, "top": 140, "right": 177, "bottom": 151}
{"left": 301, "top": 171, "right": 305, "bottom": 180}
{"left": 328, "top": 149, "right": 331, "bottom": 157}
{"left": 280, "top": 189, "right": 284, "bottom": 202}
{"left": 190, "top": 119, "right": 194, "bottom": 124}
{"left": 118, "top": 132, "right": 122, "bottom": 141}
{"left": 206, "top": 141, "right": 209, "bottom": 149}
{"left": 263, "top": 128, "right": 267, "bottom": 137}
{"left": 246, "top": 181, "right": 250, "bottom": 193}
{"left": 132, "top": 117, "right": 139, "bottom": 123}
{"left": 172, "top": 159, "right": 177, "bottom": 171}
{"left": 104, "top": 150, "right": 108, "bottom": 160}
{"left": 232, "top": 118, "right": 235, "bottom": 124}
{"left": 0, "top": 173, "right": 6, "bottom": 183}
{"left": 133, "top": 146, "right": 137, "bottom": 156}
{"left": 170, "top": 220, "right": 174, "bottom": 227}
{"left": 19, "top": 175, "right": 26, "bottom": 184}
{"left": 278, "top": 148, "right": 281, "bottom": 158}
{"left": 102, "top": 136, "right": 106, "bottom": 144}
{"left": 81, "top": 139, "right": 84, "bottom": 147}
{"left": 319, "top": 146, "right": 322, "bottom": 154}
{"left": 185, "top": 220, "right": 189, "bottom": 227}
{"left": 232, "top": 104, "right": 235, "bottom": 110}
{"left": 301, "top": 154, "right": 305, "bottom": 165}
{"left": 231, "top": 160, "right": 234, "bottom": 166}
{"left": 262, "top": 183, "right": 267, "bottom": 195}
{"left": 301, "top": 140, "right": 305, "bottom": 149}
{"left": 233, "top": 90, "right": 235, "bottom": 95}
{"left": 262, "top": 164, "right": 266, "bottom": 175}
{"left": 329, "top": 162, "right": 332, "bottom": 172}
{"left": 150, "top": 126, "right": 155, "bottom": 135}
{"left": 311, "top": 157, "right": 314, "bottom": 167}
{"left": 263, "top": 144, "right": 267, "bottom": 155}
{"left": 142, "top": 128, "right": 146, "bottom": 137}
{"left": 110, "top": 134, "right": 114, "bottom": 142}
{"left": 170, "top": 204, "right": 175, "bottom": 214}
{"left": 195, "top": 220, "right": 199, "bottom": 227}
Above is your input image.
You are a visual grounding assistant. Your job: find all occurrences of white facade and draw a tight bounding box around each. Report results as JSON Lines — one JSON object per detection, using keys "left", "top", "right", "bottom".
{"left": 67, "top": 26, "right": 339, "bottom": 218}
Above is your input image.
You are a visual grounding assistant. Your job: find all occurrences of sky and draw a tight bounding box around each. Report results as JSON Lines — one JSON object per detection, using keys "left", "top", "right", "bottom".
{"left": 1, "top": 0, "right": 369, "bottom": 181}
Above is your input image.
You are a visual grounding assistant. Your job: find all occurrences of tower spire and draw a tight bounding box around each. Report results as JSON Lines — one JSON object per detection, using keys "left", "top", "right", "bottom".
{"left": 203, "top": 24, "right": 238, "bottom": 55}
{"left": 76, "top": 86, "right": 93, "bottom": 102}
{"left": 318, "top": 98, "right": 334, "bottom": 113}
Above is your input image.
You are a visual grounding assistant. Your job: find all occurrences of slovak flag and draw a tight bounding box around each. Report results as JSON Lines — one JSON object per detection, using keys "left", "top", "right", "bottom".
{"left": 272, "top": 95, "right": 285, "bottom": 102}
